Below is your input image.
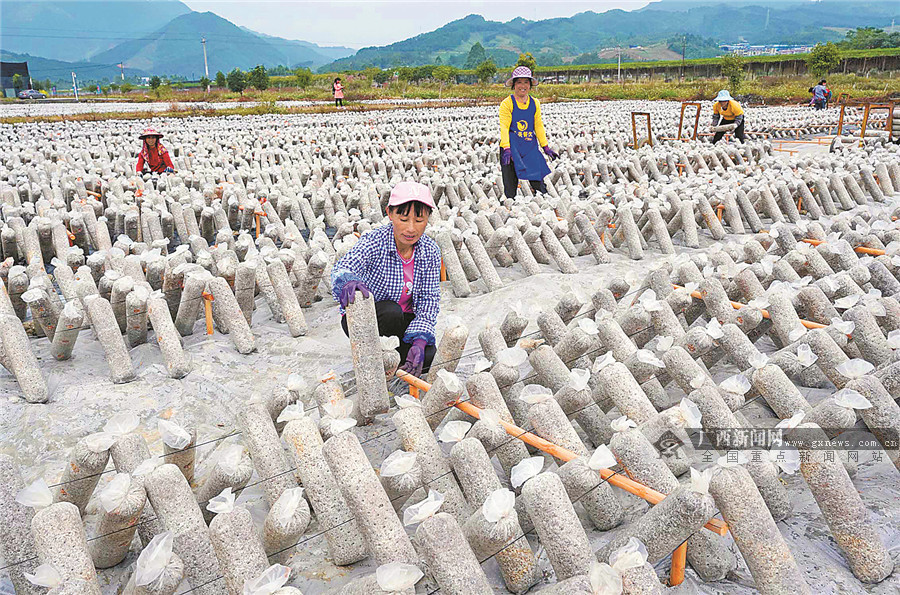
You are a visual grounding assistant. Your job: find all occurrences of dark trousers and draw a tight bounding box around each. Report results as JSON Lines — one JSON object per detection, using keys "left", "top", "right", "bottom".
{"left": 712, "top": 118, "right": 746, "bottom": 143}
{"left": 335, "top": 98, "right": 343, "bottom": 107}
{"left": 500, "top": 149, "right": 547, "bottom": 198}
{"left": 341, "top": 300, "right": 436, "bottom": 374}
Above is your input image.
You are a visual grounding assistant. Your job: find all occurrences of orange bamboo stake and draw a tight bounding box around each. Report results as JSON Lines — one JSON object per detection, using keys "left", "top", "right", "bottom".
{"left": 670, "top": 543, "right": 687, "bottom": 586}
{"left": 202, "top": 292, "right": 215, "bottom": 335}
{"left": 395, "top": 370, "right": 728, "bottom": 536}
{"left": 672, "top": 284, "right": 829, "bottom": 330}
{"left": 440, "top": 259, "right": 447, "bottom": 282}
{"left": 800, "top": 238, "right": 884, "bottom": 256}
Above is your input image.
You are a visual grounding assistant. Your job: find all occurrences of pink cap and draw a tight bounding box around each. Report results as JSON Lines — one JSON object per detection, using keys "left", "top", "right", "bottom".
{"left": 388, "top": 181, "right": 435, "bottom": 209}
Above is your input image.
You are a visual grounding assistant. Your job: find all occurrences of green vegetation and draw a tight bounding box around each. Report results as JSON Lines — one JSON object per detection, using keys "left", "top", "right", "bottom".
{"left": 515, "top": 53, "right": 536, "bottom": 71}
{"left": 198, "top": 76, "right": 211, "bottom": 91}
{"left": 8, "top": 73, "right": 900, "bottom": 125}
{"left": 149, "top": 76, "right": 162, "bottom": 90}
{"left": 295, "top": 67, "right": 313, "bottom": 88}
{"left": 719, "top": 54, "right": 745, "bottom": 94}
{"left": 838, "top": 27, "right": 900, "bottom": 50}
{"left": 464, "top": 42, "right": 488, "bottom": 70}
{"left": 11, "top": 74, "right": 23, "bottom": 91}
{"left": 373, "top": 70, "right": 393, "bottom": 85}
{"left": 475, "top": 60, "right": 498, "bottom": 84}
{"left": 433, "top": 65, "right": 457, "bottom": 97}
{"left": 215, "top": 71, "right": 227, "bottom": 88}
{"left": 226, "top": 68, "right": 247, "bottom": 95}
{"left": 247, "top": 65, "right": 269, "bottom": 91}
{"left": 806, "top": 43, "right": 842, "bottom": 78}
{"left": 321, "top": 3, "right": 893, "bottom": 71}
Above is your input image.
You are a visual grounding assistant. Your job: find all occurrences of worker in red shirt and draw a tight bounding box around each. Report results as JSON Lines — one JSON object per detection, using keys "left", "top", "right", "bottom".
{"left": 135, "top": 127, "right": 175, "bottom": 173}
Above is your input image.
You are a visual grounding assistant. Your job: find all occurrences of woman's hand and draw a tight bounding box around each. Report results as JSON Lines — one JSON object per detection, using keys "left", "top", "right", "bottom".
{"left": 501, "top": 147, "right": 512, "bottom": 166}
{"left": 339, "top": 280, "right": 370, "bottom": 309}
{"left": 542, "top": 146, "right": 559, "bottom": 161}
{"left": 400, "top": 339, "right": 427, "bottom": 378}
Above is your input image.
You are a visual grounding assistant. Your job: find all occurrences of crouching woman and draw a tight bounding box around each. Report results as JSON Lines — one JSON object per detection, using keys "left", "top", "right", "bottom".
{"left": 331, "top": 181, "right": 440, "bottom": 378}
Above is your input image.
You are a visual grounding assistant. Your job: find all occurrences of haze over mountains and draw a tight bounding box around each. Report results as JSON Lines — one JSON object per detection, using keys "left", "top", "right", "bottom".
{"left": 1, "top": 0, "right": 898, "bottom": 82}
{"left": 1, "top": 0, "right": 354, "bottom": 80}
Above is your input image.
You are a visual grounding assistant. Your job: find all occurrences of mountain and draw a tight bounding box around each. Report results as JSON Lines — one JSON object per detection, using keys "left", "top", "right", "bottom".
{"left": 89, "top": 11, "right": 336, "bottom": 78}
{"left": 238, "top": 26, "right": 354, "bottom": 64}
{"left": 0, "top": 0, "right": 192, "bottom": 62}
{"left": 0, "top": 50, "right": 148, "bottom": 84}
{"left": 323, "top": 0, "right": 900, "bottom": 71}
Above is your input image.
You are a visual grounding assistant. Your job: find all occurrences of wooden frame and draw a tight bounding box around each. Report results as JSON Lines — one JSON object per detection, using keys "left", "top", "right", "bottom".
{"left": 631, "top": 111, "right": 652, "bottom": 147}
{"left": 678, "top": 102, "right": 702, "bottom": 141}
{"left": 860, "top": 103, "right": 894, "bottom": 143}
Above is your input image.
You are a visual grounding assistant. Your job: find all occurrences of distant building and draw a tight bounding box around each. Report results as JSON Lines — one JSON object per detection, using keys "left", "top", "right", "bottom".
{"left": 718, "top": 43, "right": 815, "bottom": 57}
{"left": 0, "top": 61, "right": 30, "bottom": 97}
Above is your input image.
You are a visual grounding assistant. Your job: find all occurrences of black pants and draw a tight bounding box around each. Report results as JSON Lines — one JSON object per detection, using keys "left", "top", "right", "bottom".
{"left": 335, "top": 98, "right": 343, "bottom": 107}
{"left": 500, "top": 149, "right": 546, "bottom": 198}
{"left": 712, "top": 118, "right": 746, "bottom": 143}
{"left": 341, "top": 300, "right": 436, "bottom": 374}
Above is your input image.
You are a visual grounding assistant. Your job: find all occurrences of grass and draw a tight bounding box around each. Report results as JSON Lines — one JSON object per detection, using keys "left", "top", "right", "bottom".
{"left": 5, "top": 74, "right": 898, "bottom": 124}
{"left": 0, "top": 98, "right": 487, "bottom": 125}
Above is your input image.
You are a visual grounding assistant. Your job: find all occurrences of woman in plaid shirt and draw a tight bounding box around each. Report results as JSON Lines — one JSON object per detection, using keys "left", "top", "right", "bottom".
{"left": 331, "top": 181, "right": 440, "bottom": 377}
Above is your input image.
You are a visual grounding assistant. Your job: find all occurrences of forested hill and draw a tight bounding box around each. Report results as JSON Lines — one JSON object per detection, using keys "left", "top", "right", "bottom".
{"left": 323, "top": 1, "right": 900, "bottom": 71}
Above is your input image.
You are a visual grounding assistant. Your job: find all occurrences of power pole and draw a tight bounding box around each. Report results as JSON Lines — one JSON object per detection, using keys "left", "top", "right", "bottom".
{"left": 72, "top": 71, "right": 79, "bottom": 101}
{"left": 681, "top": 35, "right": 686, "bottom": 81}
{"left": 119, "top": 62, "right": 125, "bottom": 81}
{"left": 201, "top": 37, "right": 210, "bottom": 93}
{"left": 617, "top": 48, "right": 621, "bottom": 83}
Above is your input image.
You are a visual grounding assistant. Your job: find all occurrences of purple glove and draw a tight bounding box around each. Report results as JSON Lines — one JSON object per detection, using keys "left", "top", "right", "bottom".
{"left": 542, "top": 146, "right": 559, "bottom": 161}
{"left": 400, "top": 339, "right": 427, "bottom": 378}
{"left": 500, "top": 147, "right": 512, "bottom": 166}
{"left": 339, "top": 280, "right": 370, "bottom": 309}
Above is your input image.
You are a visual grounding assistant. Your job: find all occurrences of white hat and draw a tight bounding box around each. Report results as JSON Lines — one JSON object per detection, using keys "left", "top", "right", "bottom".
{"left": 505, "top": 66, "right": 538, "bottom": 88}
{"left": 714, "top": 90, "right": 733, "bottom": 102}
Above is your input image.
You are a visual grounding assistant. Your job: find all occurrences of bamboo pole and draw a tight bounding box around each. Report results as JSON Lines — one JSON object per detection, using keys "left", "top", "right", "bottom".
{"left": 395, "top": 369, "right": 728, "bottom": 536}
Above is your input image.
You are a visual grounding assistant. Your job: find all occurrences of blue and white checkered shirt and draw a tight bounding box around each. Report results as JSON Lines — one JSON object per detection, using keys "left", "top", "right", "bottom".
{"left": 331, "top": 224, "right": 441, "bottom": 345}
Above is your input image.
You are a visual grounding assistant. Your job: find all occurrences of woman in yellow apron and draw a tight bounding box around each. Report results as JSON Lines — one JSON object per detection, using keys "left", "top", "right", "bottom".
{"left": 711, "top": 89, "right": 746, "bottom": 143}
{"left": 499, "top": 66, "right": 558, "bottom": 198}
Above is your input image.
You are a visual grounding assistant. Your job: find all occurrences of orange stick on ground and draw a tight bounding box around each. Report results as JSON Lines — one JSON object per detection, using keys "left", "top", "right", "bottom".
{"left": 672, "top": 284, "right": 829, "bottom": 331}
{"left": 800, "top": 237, "right": 884, "bottom": 256}
{"left": 670, "top": 543, "right": 687, "bottom": 586}
{"left": 395, "top": 370, "right": 728, "bottom": 536}
{"left": 202, "top": 292, "right": 215, "bottom": 335}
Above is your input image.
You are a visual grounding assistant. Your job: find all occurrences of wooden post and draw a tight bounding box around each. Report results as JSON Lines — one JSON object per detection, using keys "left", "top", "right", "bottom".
{"left": 202, "top": 292, "right": 215, "bottom": 335}
{"left": 669, "top": 543, "right": 687, "bottom": 586}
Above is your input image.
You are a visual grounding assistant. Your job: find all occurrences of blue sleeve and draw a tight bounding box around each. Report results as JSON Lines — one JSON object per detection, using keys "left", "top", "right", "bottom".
{"left": 403, "top": 244, "right": 440, "bottom": 345}
{"left": 331, "top": 239, "right": 370, "bottom": 306}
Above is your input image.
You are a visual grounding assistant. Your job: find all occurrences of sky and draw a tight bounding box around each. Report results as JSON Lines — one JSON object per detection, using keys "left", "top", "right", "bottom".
{"left": 183, "top": 1, "right": 652, "bottom": 48}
